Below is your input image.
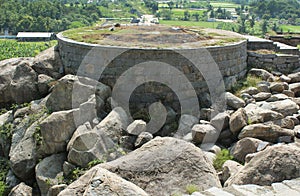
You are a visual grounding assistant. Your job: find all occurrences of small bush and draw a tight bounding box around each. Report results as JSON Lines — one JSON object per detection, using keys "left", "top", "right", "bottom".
{"left": 213, "top": 149, "right": 234, "bottom": 171}
{"left": 87, "top": 159, "right": 106, "bottom": 168}
{"left": 0, "top": 181, "right": 7, "bottom": 196}
{"left": 0, "top": 158, "right": 10, "bottom": 195}
{"left": 232, "top": 75, "right": 262, "bottom": 97}
{"left": 185, "top": 184, "right": 199, "bottom": 194}
{"left": 0, "top": 109, "right": 8, "bottom": 115}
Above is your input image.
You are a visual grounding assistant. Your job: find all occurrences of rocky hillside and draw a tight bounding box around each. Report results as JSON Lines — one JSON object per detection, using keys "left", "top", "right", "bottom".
{"left": 0, "top": 45, "right": 300, "bottom": 196}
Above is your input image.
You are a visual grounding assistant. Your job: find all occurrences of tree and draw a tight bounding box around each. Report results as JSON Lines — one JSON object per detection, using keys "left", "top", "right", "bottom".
{"left": 193, "top": 13, "right": 200, "bottom": 21}
{"left": 161, "top": 10, "right": 172, "bottom": 20}
{"left": 209, "top": 10, "right": 215, "bottom": 18}
{"left": 151, "top": 2, "right": 158, "bottom": 14}
{"left": 167, "top": 1, "right": 174, "bottom": 10}
{"left": 272, "top": 22, "right": 278, "bottom": 32}
{"left": 238, "top": 17, "right": 246, "bottom": 34}
{"left": 249, "top": 15, "right": 255, "bottom": 28}
{"left": 261, "top": 20, "right": 268, "bottom": 36}
{"left": 17, "top": 15, "right": 33, "bottom": 31}
{"left": 183, "top": 10, "right": 190, "bottom": 21}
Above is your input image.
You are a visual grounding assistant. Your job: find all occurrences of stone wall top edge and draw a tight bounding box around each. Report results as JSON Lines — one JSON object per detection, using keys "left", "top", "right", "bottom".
{"left": 57, "top": 32, "right": 247, "bottom": 51}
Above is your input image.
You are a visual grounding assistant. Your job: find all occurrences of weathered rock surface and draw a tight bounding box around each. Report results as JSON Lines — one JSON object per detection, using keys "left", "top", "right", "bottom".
{"left": 45, "top": 75, "right": 111, "bottom": 112}
{"left": 100, "top": 137, "right": 221, "bottom": 195}
{"left": 67, "top": 122, "right": 117, "bottom": 167}
{"left": 58, "top": 167, "right": 148, "bottom": 196}
{"left": 0, "top": 58, "right": 26, "bottom": 104}
{"left": 245, "top": 103, "right": 283, "bottom": 124}
{"left": 95, "top": 107, "right": 129, "bottom": 143}
{"left": 264, "top": 117, "right": 295, "bottom": 129}
{"left": 230, "top": 137, "right": 265, "bottom": 163}
{"left": 288, "top": 72, "right": 300, "bottom": 83}
{"left": 8, "top": 182, "right": 32, "bottom": 196}
{"left": 134, "top": 132, "right": 153, "bottom": 148}
{"left": 126, "top": 120, "right": 146, "bottom": 136}
{"left": 9, "top": 121, "right": 42, "bottom": 182}
{"left": 280, "top": 75, "right": 291, "bottom": 83}
{"left": 0, "top": 57, "right": 44, "bottom": 105}
{"left": 259, "top": 99, "right": 299, "bottom": 117}
{"left": 283, "top": 90, "right": 295, "bottom": 97}
{"left": 238, "top": 124, "right": 294, "bottom": 143}
{"left": 253, "top": 92, "right": 271, "bottom": 101}
{"left": 174, "top": 114, "right": 198, "bottom": 138}
{"left": 191, "top": 177, "right": 300, "bottom": 196}
{"left": 249, "top": 68, "right": 275, "bottom": 81}
{"left": 289, "top": 82, "right": 300, "bottom": 96}
{"left": 225, "top": 92, "right": 245, "bottom": 110}
{"left": 5, "top": 170, "right": 20, "bottom": 189}
{"left": 192, "top": 124, "right": 219, "bottom": 144}
{"left": 210, "top": 112, "right": 230, "bottom": 131}
{"left": 0, "top": 111, "right": 13, "bottom": 127}
{"left": 47, "top": 184, "right": 67, "bottom": 196}
{"left": 241, "top": 87, "right": 259, "bottom": 95}
{"left": 10, "top": 62, "right": 41, "bottom": 104}
{"left": 32, "top": 46, "right": 64, "bottom": 79}
{"left": 39, "top": 109, "right": 77, "bottom": 155}
{"left": 35, "top": 153, "right": 65, "bottom": 196}
{"left": 229, "top": 108, "right": 247, "bottom": 135}
{"left": 37, "top": 74, "right": 54, "bottom": 97}
{"left": 225, "top": 144, "right": 300, "bottom": 186}
{"left": 257, "top": 83, "right": 270, "bottom": 93}
{"left": 269, "top": 82, "right": 286, "bottom": 93}
{"left": 222, "top": 160, "right": 243, "bottom": 183}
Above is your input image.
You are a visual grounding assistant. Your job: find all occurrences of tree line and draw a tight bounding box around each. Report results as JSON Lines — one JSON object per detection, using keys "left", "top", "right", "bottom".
{"left": 250, "top": 0, "right": 300, "bottom": 24}
{"left": 0, "top": 0, "right": 102, "bottom": 34}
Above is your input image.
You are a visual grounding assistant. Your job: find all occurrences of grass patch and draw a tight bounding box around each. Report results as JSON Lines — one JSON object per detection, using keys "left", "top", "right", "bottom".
{"left": 170, "top": 8, "right": 205, "bottom": 19}
{"left": 279, "top": 25, "right": 300, "bottom": 33}
{"left": 232, "top": 75, "right": 262, "bottom": 97}
{"left": 213, "top": 149, "right": 234, "bottom": 171}
{"left": 210, "top": 2, "right": 240, "bottom": 8}
{"left": 0, "top": 158, "right": 10, "bottom": 195}
{"left": 206, "top": 37, "right": 243, "bottom": 46}
{"left": 0, "top": 40, "right": 57, "bottom": 61}
{"left": 185, "top": 184, "right": 199, "bottom": 194}
{"left": 251, "top": 49, "right": 276, "bottom": 54}
{"left": 160, "top": 20, "right": 222, "bottom": 29}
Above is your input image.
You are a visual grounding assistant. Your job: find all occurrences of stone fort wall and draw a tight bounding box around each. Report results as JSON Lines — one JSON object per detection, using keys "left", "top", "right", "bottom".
{"left": 56, "top": 33, "right": 247, "bottom": 109}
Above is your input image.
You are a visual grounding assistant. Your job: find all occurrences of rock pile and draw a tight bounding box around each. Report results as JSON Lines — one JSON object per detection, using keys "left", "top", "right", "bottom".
{"left": 0, "top": 46, "right": 300, "bottom": 196}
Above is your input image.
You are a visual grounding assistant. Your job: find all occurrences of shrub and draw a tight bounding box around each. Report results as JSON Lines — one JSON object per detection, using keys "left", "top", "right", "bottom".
{"left": 232, "top": 75, "right": 262, "bottom": 97}
{"left": 0, "top": 181, "right": 7, "bottom": 196}
{"left": 87, "top": 159, "right": 106, "bottom": 169}
{"left": 185, "top": 184, "right": 199, "bottom": 194}
{"left": 213, "top": 149, "right": 234, "bottom": 171}
{"left": 0, "top": 158, "right": 10, "bottom": 195}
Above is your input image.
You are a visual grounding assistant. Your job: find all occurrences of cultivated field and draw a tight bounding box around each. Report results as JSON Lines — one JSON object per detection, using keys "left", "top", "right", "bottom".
{"left": 0, "top": 40, "right": 57, "bottom": 61}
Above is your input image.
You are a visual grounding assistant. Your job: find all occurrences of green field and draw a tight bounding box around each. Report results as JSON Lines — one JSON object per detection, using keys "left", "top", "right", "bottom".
{"left": 160, "top": 20, "right": 222, "bottom": 28}
{"left": 158, "top": 3, "right": 168, "bottom": 8}
{"left": 279, "top": 25, "right": 300, "bottom": 33}
{"left": 0, "top": 40, "right": 57, "bottom": 61}
{"left": 171, "top": 8, "right": 205, "bottom": 19}
{"left": 210, "top": 2, "right": 240, "bottom": 8}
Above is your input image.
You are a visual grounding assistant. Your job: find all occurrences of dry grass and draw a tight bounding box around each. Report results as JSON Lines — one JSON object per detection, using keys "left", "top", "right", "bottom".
{"left": 232, "top": 75, "right": 262, "bottom": 97}
{"left": 251, "top": 49, "right": 276, "bottom": 54}
{"left": 62, "top": 25, "right": 244, "bottom": 48}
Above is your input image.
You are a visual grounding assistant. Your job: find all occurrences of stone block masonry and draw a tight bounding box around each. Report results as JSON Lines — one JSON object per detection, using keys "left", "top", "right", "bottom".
{"left": 248, "top": 52, "right": 300, "bottom": 74}
{"left": 57, "top": 33, "right": 247, "bottom": 109}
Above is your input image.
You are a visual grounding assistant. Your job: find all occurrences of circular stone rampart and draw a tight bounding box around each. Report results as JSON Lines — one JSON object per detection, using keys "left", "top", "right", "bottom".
{"left": 56, "top": 29, "right": 247, "bottom": 109}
